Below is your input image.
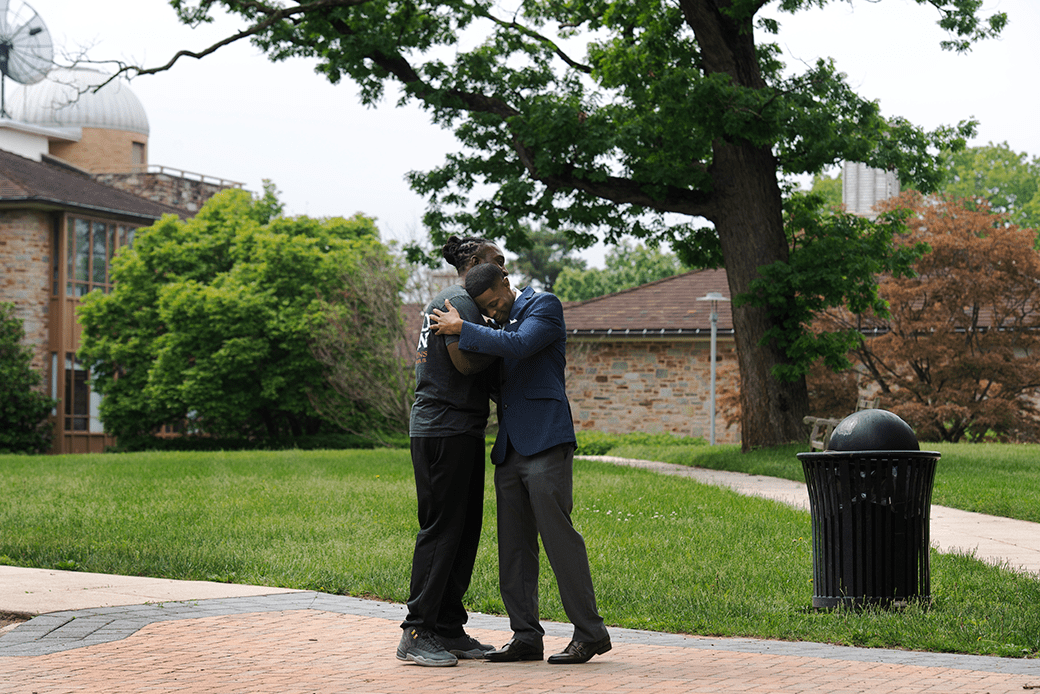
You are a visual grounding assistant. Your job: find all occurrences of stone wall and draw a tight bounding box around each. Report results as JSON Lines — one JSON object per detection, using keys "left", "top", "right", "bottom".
{"left": 0, "top": 210, "right": 53, "bottom": 372}
{"left": 567, "top": 337, "right": 740, "bottom": 445}
{"left": 94, "top": 172, "right": 232, "bottom": 214}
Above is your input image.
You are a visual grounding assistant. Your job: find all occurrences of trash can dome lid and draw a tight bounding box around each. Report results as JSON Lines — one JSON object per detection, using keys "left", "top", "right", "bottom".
{"left": 827, "top": 409, "right": 920, "bottom": 452}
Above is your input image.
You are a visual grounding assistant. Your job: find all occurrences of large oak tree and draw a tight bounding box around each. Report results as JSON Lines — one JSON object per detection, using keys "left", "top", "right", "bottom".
{"left": 118, "top": 0, "right": 1005, "bottom": 448}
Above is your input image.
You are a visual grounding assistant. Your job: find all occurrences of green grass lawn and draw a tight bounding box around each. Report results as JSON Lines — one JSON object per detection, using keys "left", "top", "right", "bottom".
{"left": 613, "top": 441, "right": 1040, "bottom": 523}
{"left": 2, "top": 447, "right": 1039, "bottom": 658}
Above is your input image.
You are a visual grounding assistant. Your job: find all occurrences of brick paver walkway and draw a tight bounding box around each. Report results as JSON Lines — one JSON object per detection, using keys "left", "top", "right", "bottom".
{"left": 2, "top": 593, "right": 1038, "bottom": 693}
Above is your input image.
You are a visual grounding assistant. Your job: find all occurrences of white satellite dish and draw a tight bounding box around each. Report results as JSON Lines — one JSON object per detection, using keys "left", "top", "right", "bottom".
{"left": 0, "top": 0, "right": 52, "bottom": 118}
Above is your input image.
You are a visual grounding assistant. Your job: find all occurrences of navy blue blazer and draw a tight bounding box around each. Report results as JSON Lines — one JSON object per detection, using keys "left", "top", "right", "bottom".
{"left": 458, "top": 286, "right": 576, "bottom": 465}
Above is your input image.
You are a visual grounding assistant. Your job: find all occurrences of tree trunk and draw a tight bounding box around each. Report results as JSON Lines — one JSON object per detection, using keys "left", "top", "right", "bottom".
{"left": 677, "top": 0, "right": 810, "bottom": 449}
{"left": 712, "top": 142, "right": 810, "bottom": 450}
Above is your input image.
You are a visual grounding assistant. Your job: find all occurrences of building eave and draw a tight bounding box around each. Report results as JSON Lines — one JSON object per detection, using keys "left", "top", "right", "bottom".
{"left": 0, "top": 197, "right": 176, "bottom": 223}
{"left": 569, "top": 327, "right": 736, "bottom": 339}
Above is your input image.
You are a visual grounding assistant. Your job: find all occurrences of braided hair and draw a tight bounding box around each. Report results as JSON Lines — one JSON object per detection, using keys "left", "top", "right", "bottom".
{"left": 442, "top": 235, "right": 492, "bottom": 275}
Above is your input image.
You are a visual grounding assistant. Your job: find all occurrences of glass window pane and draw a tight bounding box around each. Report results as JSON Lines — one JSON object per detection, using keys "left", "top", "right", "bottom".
{"left": 89, "top": 386, "right": 104, "bottom": 433}
{"left": 74, "top": 219, "right": 90, "bottom": 282}
{"left": 93, "top": 221, "right": 107, "bottom": 285}
{"left": 72, "top": 366, "right": 89, "bottom": 417}
{"left": 64, "top": 354, "right": 73, "bottom": 417}
{"left": 66, "top": 219, "right": 77, "bottom": 296}
{"left": 107, "top": 226, "right": 117, "bottom": 282}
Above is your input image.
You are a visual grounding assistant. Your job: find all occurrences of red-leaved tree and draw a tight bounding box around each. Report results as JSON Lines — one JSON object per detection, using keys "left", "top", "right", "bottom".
{"left": 818, "top": 192, "right": 1040, "bottom": 442}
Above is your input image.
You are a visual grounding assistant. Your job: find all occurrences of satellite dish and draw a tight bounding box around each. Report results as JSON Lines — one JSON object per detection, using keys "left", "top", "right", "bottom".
{"left": 0, "top": 0, "right": 53, "bottom": 118}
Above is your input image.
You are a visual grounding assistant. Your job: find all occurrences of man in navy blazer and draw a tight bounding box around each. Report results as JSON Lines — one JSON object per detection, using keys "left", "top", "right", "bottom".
{"left": 430, "top": 262, "right": 611, "bottom": 665}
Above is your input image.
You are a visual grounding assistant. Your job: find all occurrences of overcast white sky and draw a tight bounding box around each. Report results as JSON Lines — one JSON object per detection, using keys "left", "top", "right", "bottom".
{"left": 24, "top": 0, "right": 1039, "bottom": 267}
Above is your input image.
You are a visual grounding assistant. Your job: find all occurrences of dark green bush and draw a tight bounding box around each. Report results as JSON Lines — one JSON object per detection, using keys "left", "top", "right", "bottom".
{"left": 0, "top": 303, "right": 56, "bottom": 454}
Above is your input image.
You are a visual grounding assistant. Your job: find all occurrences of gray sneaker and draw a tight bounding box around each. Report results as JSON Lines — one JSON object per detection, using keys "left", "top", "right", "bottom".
{"left": 397, "top": 628, "right": 459, "bottom": 667}
{"left": 436, "top": 632, "right": 495, "bottom": 659}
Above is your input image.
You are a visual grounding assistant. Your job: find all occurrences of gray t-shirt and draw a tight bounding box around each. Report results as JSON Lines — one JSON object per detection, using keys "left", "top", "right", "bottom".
{"left": 409, "top": 284, "right": 493, "bottom": 439}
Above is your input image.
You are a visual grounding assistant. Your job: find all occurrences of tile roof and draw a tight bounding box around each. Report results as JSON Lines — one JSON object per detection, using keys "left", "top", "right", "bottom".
{"left": 0, "top": 149, "right": 185, "bottom": 221}
{"left": 562, "top": 268, "right": 733, "bottom": 336}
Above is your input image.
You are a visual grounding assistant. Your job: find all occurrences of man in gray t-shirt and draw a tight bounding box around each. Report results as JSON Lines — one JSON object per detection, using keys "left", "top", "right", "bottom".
{"left": 397, "top": 237, "right": 503, "bottom": 668}
{"left": 410, "top": 285, "right": 492, "bottom": 439}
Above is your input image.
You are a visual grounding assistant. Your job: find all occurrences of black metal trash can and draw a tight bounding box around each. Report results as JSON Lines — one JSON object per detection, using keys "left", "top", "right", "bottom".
{"left": 797, "top": 410, "right": 940, "bottom": 609}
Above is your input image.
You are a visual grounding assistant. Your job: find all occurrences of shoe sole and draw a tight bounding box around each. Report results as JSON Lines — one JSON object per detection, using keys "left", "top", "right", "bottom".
{"left": 449, "top": 648, "right": 493, "bottom": 659}
{"left": 486, "top": 653, "right": 543, "bottom": 662}
{"left": 547, "top": 641, "right": 612, "bottom": 664}
{"left": 396, "top": 650, "right": 458, "bottom": 667}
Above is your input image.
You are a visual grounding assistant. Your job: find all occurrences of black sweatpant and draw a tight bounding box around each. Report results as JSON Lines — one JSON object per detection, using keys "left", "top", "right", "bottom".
{"left": 401, "top": 435, "right": 486, "bottom": 637}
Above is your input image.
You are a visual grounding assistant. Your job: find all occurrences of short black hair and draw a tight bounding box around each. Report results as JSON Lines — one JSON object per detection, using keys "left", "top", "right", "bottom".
{"left": 465, "top": 262, "right": 506, "bottom": 298}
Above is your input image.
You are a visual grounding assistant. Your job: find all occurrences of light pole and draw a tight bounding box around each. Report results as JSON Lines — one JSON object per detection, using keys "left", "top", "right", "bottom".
{"left": 696, "top": 292, "right": 729, "bottom": 445}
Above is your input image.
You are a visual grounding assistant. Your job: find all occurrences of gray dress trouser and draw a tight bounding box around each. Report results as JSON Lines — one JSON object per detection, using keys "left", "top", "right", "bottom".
{"left": 494, "top": 442, "right": 608, "bottom": 646}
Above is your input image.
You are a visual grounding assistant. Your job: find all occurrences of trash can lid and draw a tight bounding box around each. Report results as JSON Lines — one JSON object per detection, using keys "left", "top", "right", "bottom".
{"left": 827, "top": 409, "right": 920, "bottom": 452}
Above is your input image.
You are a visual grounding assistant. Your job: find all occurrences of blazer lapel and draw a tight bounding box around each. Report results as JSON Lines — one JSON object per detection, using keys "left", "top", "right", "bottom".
{"left": 506, "top": 287, "right": 535, "bottom": 330}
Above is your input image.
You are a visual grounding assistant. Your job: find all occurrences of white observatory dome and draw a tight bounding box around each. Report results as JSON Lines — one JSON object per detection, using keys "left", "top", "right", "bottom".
{"left": 8, "top": 66, "right": 149, "bottom": 136}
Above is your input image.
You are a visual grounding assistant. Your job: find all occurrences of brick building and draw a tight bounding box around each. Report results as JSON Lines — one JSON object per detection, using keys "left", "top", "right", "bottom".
{"left": 0, "top": 67, "right": 237, "bottom": 453}
{"left": 562, "top": 269, "right": 740, "bottom": 445}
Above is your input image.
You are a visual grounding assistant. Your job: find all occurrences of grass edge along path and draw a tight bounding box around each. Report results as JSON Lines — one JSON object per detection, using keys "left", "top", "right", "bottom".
{"left": 0, "top": 448, "right": 1038, "bottom": 659}
{"left": 614, "top": 441, "right": 1040, "bottom": 525}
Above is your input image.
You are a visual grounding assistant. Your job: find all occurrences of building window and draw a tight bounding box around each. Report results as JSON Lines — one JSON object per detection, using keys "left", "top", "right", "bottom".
{"left": 65, "top": 217, "right": 135, "bottom": 297}
{"left": 132, "top": 142, "right": 145, "bottom": 170}
{"left": 64, "top": 353, "right": 103, "bottom": 433}
{"left": 52, "top": 218, "right": 61, "bottom": 295}
{"left": 64, "top": 353, "right": 89, "bottom": 431}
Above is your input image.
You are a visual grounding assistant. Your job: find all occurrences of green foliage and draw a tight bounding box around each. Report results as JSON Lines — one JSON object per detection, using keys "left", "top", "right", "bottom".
{"left": 77, "top": 187, "right": 394, "bottom": 440}
{"left": 0, "top": 303, "right": 56, "bottom": 453}
{"left": 508, "top": 224, "right": 586, "bottom": 292}
{"left": 158, "top": 0, "right": 999, "bottom": 247}
{"left": 942, "top": 142, "right": 1040, "bottom": 232}
{"left": 809, "top": 171, "right": 843, "bottom": 209}
{"left": 309, "top": 253, "right": 413, "bottom": 444}
{"left": 555, "top": 240, "right": 690, "bottom": 301}
{"left": 739, "top": 193, "right": 927, "bottom": 381}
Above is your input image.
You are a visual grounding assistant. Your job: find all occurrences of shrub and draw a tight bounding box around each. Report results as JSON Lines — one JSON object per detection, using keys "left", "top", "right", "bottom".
{"left": 0, "top": 303, "right": 56, "bottom": 454}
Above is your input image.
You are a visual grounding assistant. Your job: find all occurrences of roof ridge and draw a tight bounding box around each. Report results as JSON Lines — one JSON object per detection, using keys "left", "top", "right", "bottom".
{"left": 566, "top": 267, "right": 721, "bottom": 307}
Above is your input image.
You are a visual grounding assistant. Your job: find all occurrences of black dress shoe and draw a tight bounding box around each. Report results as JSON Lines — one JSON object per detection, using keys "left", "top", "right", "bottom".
{"left": 547, "top": 635, "right": 612, "bottom": 664}
{"left": 486, "top": 638, "right": 544, "bottom": 662}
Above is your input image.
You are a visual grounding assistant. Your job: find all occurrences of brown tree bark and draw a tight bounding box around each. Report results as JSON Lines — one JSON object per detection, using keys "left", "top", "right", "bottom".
{"left": 711, "top": 142, "right": 810, "bottom": 449}
{"left": 680, "top": 0, "right": 810, "bottom": 449}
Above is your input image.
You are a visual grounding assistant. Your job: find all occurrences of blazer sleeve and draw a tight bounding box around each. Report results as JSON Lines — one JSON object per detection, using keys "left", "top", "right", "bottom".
{"left": 458, "top": 293, "right": 564, "bottom": 359}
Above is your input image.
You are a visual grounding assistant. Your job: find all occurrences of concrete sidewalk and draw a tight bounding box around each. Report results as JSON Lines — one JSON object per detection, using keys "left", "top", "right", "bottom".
{"left": 1, "top": 458, "right": 1038, "bottom": 692}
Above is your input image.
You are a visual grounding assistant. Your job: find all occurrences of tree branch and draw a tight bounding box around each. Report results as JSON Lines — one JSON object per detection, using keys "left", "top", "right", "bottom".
{"left": 479, "top": 9, "right": 593, "bottom": 74}
{"left": 88, "top": 0, "right": 368, "bottom": 90}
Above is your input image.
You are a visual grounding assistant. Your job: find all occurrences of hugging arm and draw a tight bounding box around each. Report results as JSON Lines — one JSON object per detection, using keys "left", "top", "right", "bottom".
{"left": 446, "top": 343, "right": 497, "bottom": 375}
{"left": 459, "top": 296, "right": 564, "bottom": 359}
